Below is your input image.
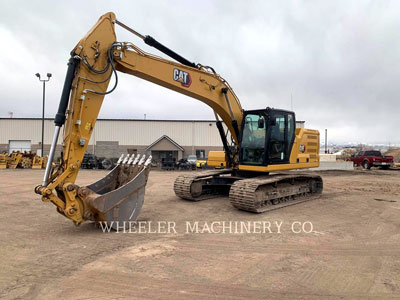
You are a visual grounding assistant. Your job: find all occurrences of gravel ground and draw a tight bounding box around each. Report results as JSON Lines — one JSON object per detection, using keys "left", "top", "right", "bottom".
{"left": 0, "top": 168, "right": 399, "bottom": 300}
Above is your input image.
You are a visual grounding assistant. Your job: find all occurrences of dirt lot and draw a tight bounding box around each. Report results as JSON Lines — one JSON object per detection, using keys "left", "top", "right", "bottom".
{"left": 0, "top": 169, "right": 399, "bottom": 300}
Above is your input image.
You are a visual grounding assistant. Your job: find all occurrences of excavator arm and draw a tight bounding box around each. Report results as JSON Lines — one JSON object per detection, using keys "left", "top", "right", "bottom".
{"left": 35, "top": 12, "right": 243, "bottom": 228}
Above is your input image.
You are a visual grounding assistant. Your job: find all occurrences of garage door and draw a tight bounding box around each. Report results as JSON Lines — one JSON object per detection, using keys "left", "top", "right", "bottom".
{"left": 9, "top": 140, "right": 31, "bottom": 153}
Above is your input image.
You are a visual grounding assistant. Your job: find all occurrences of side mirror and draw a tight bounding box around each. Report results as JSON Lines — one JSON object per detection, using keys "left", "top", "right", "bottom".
{"left": 258, "top": 118, "right": 265, "bottom": 128}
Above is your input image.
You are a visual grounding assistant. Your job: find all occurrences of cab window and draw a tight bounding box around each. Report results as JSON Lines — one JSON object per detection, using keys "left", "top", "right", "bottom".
{"left": 241, "top": 114, "right": 266, "bottom": 165}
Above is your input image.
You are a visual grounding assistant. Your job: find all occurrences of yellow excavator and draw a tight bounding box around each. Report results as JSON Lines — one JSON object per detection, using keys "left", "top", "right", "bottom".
{"left": 35, "top": 12, "right": 322, "bottom": 229}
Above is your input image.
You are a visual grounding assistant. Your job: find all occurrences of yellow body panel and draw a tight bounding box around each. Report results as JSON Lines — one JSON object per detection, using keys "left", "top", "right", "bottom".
{"left": 207, "top": 151, "right": 227, "bottom": 168}
{"left": 240, "top": 128, "right": 320, "bottom": 172}
{"left": 208, "top": 128, "right": 320, "bottom": 172}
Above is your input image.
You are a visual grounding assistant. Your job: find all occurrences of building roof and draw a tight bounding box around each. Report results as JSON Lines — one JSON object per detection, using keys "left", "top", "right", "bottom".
{"left": 145, "top": 135, "right": 184, "bottom": 151}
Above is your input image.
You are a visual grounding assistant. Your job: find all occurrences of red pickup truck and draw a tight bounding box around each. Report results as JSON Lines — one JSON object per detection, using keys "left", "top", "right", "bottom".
{"left": 348, "top": 150, "right": 394, "bottom": 169}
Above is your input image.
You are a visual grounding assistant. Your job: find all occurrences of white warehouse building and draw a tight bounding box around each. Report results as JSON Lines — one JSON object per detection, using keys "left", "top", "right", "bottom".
{"left": 0, "top": 118, "right": 305, "bottom": 162}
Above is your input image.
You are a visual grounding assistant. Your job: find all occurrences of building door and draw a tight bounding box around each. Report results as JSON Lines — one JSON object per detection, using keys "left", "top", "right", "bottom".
{"left": 151, "top": 151, "right": 178, "bottom": 162}
{"left": 9, "top": 140, "right": 31, "bottom": 153}
{"left": 196, "top": 149, "right": 206, "bottom": 159}
{"left": 157, "top": 151, "right": 176, "bottom": 159}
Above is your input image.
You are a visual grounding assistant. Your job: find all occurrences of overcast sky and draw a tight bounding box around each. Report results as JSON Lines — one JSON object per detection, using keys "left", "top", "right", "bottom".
{"left": 0, "top": 1, "right": 399, "bottom": 144}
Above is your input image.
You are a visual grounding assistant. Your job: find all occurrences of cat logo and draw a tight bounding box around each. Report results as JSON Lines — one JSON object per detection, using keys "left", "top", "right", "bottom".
{"left": 173, "top": 68, "right": 192, "bottom": 87}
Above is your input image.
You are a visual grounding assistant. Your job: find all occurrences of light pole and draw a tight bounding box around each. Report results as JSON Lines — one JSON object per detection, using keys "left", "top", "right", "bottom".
{"left": 35, "top": 73, "right": 52, "bottom": 157}
{"left": 325, "top": 129, "right": 328, "bottom": 154}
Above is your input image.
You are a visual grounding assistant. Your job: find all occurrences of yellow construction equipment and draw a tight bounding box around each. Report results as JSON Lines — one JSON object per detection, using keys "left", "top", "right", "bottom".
{"left": 0, "top": 151, "right": 46, "bottom": 169}
{"left": 32, "top": 155, "right": 44, "bottom": 169}
{"left": 20, "top": 157, "right": 32, "bottom": 168}
{"left": 5, "top": 151, "right": 40, "bottom": 169}
{"left": 8, "top": 152, "right": 23, "bottom": 169}
{"left": 35, "top": 12, "right": 322, "bottom": 229}
{"left": 0, "top": 153, "right": 8, "bottom": 169}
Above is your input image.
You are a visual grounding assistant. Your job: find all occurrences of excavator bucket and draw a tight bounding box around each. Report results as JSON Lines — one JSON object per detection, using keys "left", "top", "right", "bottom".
{"left": 84, "top": 154, "right": 152, "bottom": 230}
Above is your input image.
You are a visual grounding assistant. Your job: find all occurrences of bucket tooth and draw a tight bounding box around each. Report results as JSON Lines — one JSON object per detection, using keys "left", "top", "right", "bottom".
{"left": 145, "top": 155, "right": 152, "bottom": 167}
{"left": 127, "top": 154, "right": 135, "bottom": 165}
{"left": 138, "top": 155, "right": 146, "bottom": 166}
{"left": 128, "top": 155, "right": 145, "bottom": 179}
{"left": 143, "top": 156, "right": 152, "bottom": 180}
{"left": 116, "top": 154, "right": 131, "bottom": 186}
{"left": 138, "top": 155, "right": 147, "bottom": 173}
{"left": 132, "top": 154, "right": 140, "bottom": 166}
{"left": 122, "top": 154, "right": 130, "bottom": 165}
{"left": 127, "top": 155, "right": 135, "bottom": 172}
{"left": 117, "top": 154, "right": 125, "bottom": 165}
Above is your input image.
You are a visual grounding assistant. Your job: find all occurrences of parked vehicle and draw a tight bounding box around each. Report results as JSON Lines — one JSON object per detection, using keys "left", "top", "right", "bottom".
{"left": 187, "top": 155, "right": 197, "bottom": 170}
{"left": 347, "top": 150, "right": 394, "bottom": 169}
{"left": 196, "top": 159, "right": 207, "bottom": 168}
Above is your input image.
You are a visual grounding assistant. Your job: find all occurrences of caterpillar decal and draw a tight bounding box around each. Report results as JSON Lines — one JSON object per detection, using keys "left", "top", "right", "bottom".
{"left": 173, "top": 68, "right": 192, "bottom": 87}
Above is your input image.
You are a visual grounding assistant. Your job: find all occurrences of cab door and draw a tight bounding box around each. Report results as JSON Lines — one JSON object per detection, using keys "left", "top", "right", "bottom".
{"left": 266, "top": 111, "right": 295, "bottom": 164}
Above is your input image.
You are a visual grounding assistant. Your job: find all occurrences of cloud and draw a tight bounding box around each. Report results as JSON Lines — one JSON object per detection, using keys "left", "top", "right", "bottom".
{"left": 0, "top": 0, "right": 399, "bottom": 144}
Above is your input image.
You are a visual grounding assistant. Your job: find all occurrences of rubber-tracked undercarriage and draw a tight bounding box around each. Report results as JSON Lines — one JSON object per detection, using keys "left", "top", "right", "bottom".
{"left": 174, "top": 171, "right": 323, "bottom": 213}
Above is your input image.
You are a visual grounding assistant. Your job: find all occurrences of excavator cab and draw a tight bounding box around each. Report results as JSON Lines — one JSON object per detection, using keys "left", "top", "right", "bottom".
{"left": 240, "top": 109, "right": 296, "bottom": 167}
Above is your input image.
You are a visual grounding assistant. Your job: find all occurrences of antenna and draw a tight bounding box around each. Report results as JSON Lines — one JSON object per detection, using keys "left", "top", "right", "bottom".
{"left": 291, "top": 93, "right": 293, "bottom": 111}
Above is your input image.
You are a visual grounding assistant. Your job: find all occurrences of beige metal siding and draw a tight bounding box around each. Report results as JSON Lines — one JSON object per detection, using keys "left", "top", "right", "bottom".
{"left": 0, "top": 119, "right": 55, "bottom": 144}
{"left": 0, "top": 119, "right": 305, "bottom": 147}
{"left": 89, "top": 120, "right": 224, "bottom": 147}
{"left": 0, "top": 119, "right": 223, "bottom": 147}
